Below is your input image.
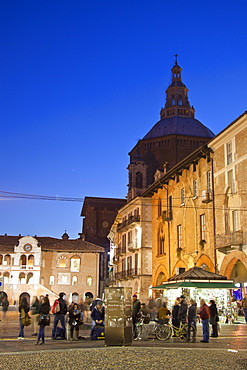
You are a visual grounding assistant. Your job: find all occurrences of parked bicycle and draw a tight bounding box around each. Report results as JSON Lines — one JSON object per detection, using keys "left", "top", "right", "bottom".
{"left": 134, "top": 314, "right": 172, "bottom": 341}
{"left": 161, "top": 321, "right": 196, "bottom": 340}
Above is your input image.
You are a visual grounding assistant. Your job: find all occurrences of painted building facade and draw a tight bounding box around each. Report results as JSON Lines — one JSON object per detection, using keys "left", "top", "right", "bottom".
{"left": 210, "top": 112, "right": 247, "bottom": 291}
{"left": 108, "top": 196, "right": 152, "bottom": 303}
{"left": 0, "top": 233, "right": 104, "bottom": 304}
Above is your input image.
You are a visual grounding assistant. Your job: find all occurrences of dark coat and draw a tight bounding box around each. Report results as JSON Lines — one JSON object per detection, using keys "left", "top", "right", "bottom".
{"left": 178, "top": 300, "right": 188, "bottom": 322}
{"left": 187, "top": 304, "right": 197, "bottom": 324}
{"left": 209, "top": 303, "right": 218, "bottom": 325}
{"left": 91, "top": 306, "right": 105, "bottom": 322}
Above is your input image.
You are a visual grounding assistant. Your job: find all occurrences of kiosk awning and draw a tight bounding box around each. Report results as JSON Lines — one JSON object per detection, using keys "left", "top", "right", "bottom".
{"left": 152, "top": 281, "right": 236, "bottom": 289}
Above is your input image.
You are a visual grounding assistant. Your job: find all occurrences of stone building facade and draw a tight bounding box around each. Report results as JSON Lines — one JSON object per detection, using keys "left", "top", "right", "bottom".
{"left": 210, "top": 111, "right": 247, "bottom": 289}
{"left": 0, "top": 233, "right": 104, "bottom": 304}
{"left": 143, "top": 145, "right": 216, "bottom": 287}
{"left": 108, "top": 196, "right": 152, "bottom": 303}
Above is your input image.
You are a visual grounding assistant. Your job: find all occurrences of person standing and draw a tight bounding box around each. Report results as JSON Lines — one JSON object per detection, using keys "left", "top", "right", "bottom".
{"left": 172, "top": 299, "right": 180, "bottom": 330}
{"left": 187, "top": 299, "right": 197, "bottom": 342}
{"left": 2, "top": 296, "right": 9, "bottom": 320}
{"left": 199, "top": 299, "right": 210, "bottom": 343}
{"left": 209, "top": 299, "right": 218, "bottom": 337}
{"left": 148, "top": 298, "right": 158, "bottom": 320}
{"left": 51, "top": 292, "right": 68, "bottom": 339}
{"left": 241, "top": 295, "right": 247, "bottom": 323}
{"left": 178, "top": 295, "right": 188, "bottom": 324}
{"left": 18, "top": 296, "right": 30, "bottom": 339}
{"left": 68, "top": 303, "right": 81, "bottom": 341}
{"left": 132, "top": 294, "right": 141, "bottom": 338}
{"left": 31, "top": 296, "right": 40, "bottom": 336}
{"left": 36, "top": 296, "right": 50, "bottom": 345}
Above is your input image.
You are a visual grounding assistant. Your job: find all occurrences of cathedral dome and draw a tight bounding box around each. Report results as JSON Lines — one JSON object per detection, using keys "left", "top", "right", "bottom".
{"left": 143, "top": 116, "right": 214, "bottom": 140}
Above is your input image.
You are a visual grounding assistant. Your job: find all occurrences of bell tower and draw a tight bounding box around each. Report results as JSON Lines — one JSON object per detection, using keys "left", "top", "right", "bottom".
{"left": 127, "top": 149, "right": 148, "bottom": 202}
{"left": 160, "top": 54, "right": 195, "bottom": 120}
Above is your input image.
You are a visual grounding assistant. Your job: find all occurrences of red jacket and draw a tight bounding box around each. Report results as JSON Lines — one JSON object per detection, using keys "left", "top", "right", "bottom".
{"left": 199, "top": 304, "right": 210, "bottom": 320}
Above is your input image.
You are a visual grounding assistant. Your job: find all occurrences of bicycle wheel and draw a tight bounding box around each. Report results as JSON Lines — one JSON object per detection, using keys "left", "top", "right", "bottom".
{"left": 180, "top": 323, "right": 188, "bottom": 339}
{"left": 156, "top": 324, "right": 172, "bottom": 341}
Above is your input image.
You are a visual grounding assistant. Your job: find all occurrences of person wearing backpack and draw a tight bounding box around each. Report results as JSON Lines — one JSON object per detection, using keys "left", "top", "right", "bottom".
{"left": 51, "top": 292, "right": 68, "bottom": 339}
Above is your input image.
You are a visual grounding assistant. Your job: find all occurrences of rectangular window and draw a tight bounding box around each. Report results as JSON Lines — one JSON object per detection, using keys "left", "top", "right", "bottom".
{"left": 193, "top": 180, "right": 198, "bottom": 198}
{"left": 233, "top": 210, "right": 238, "bottom": 232}
{"left": 181, "top": 188, "right": 185, "bottom": 204}
{"left": 200, "top": 214, "right": 206, "bottom": 241}
{"left": 177, "top": 225, "right": 182, "bottom": 249}
{"left": 226, "top": 141, "right": 233, "bottom": 165}
{"left": 227, "top": 169, "right": 235, "bottom": 194}
{"left": 122, "top": 234, "right": 126, "bottom": 253}
{"left": 207, "top": 171, "right": 212, "bottom": 192}
{"left": 57, "top": 273, "right": 70, "bottom": 285}
{"left": 128, "top": 230, "right": 132, "bottom": 245}
{"left": 127, "top": 256, "right": 132, "bottom": 272}
{"left": 168, "top": 195, "right": 172, "bottom": 212}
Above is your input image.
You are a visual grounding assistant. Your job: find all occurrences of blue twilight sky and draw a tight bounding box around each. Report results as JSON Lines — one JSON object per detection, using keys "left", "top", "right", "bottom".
{"left": 0, "top": 0, "right": 247, "bottom": 239}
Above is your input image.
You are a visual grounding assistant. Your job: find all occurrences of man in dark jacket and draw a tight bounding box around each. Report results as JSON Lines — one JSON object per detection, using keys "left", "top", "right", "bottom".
{"left": 178, "top": 295, "right": 188, "bottom": 324}
{"left": 187, "top": 299, "right": 197, "bottom": 342}
{"left": 52, "top": 292, "right": 68, "bottom": 339}
{"left": 132, "top": 294, "right": 141, "bottom": 338}
{"left": 90, "top": 301, "right": 105, "bottom": 339}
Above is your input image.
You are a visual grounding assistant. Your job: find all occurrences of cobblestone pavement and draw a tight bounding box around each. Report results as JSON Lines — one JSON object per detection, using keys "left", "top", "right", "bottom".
{"left": 1, "top": 311, "right": 247, "bottom": 369}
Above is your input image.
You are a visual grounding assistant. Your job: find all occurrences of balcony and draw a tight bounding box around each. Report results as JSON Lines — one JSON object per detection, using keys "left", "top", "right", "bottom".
{"left": 115, "top": 268, "right": 140, "bottom": 280}
{"left": 112, "top": 255, "right": 119, "bottom": 265}
{"left": 117, "top": 215, "right": 141, "bottom": 231}
{"left": 116, "top": 246, "right": 126, "bottom": 256}
{"left": 162, "top": 210, "right": 173, "bottom": 222}
{"left": 202, "top": 190, "right": 213, "bottom": 203}
{"left": 215, "top": 231, "right": 244, "bottom": 254}
{"left": 128, "top": 241, "right": 138, "bottom": 252}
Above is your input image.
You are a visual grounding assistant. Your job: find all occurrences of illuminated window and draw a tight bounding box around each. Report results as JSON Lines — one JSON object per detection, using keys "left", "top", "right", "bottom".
{"left": 87, "top": 276, "right": 93, "bottom": 286}
{"left": 70, "top": 256, "right": 80, "bottom": 272}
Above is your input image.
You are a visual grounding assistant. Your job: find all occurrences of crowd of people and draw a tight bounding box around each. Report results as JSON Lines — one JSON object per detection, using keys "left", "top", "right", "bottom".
{"left": 132, "top": 294, "right": 221, "bottom": 343}
{"left": 2, "top": 292, "right": 247, "bottom": 344}
{"left": 15, "top": 293, "right": 103, "bottom": 344}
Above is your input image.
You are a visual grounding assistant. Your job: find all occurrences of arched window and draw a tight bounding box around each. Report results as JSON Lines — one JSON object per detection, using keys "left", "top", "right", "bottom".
{"left": 4, "top": 254, "right": 11, "bottom": 265}
{"left": 19, "top": 273, "right": 26, "bottom": 284}
{"left": 3, "top": 272, "right": 10, "bottom": 284}
{"left": 20, "top": 255, "right": 27, "bottom": 269}
{"left": 27, "top": 272, "right": 33, "bottom": 284}
{"left": 171, "top": 95, "right": 175, "bottom": 105}
{"left": 87, "top": 276, "right": 93, "bottom": 286}
{"left": 28, "top": 255, "right": 34, "bottom": 268}
{"left": 136, "top": 172, "right": 143, "bottom": 188}
{"left": 72, "top": 276, "right": 78, "bottom": 286}
{"left": 70, "top": 256, "right": 80, "bottom": 272}
{"left": 72, "top": 292, "right": 79, "bottom": 302}
{"left": 49, "top": 275, "right": 55, "bottom": 285}
{"left": 178, "top": 95, "right": 183, "bottom": 105}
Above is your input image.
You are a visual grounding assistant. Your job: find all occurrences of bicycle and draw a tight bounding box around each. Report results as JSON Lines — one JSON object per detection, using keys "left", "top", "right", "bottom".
{"left": 162, "top": 321, "right": 196, "bottom": 340}
{"left": 134, "top": 314, "right": 171, "bottom": 341}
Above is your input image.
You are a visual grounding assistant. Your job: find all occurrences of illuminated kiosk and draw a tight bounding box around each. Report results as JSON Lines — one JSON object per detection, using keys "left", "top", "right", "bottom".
{"left": 104, "top": 287, "right": 132, "bottom": 346}
{"left": 152, "top": 267, "right": 236, "bottom": 318}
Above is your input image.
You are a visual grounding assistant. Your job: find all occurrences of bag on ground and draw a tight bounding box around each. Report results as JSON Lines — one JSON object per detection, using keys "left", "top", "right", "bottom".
{"left": 92, "top": 325, "right": 105, "bottom": 340}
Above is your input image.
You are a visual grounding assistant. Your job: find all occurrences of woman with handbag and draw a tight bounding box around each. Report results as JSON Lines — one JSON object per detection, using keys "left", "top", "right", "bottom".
{"left": 18, "top": 296, "right": 30, "bottom": 339}
{"left": 36, "top": 296, "right": 50, "bottom": 345}
{"left": 68, "top": 303, "right": 81, "bottom": 341}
